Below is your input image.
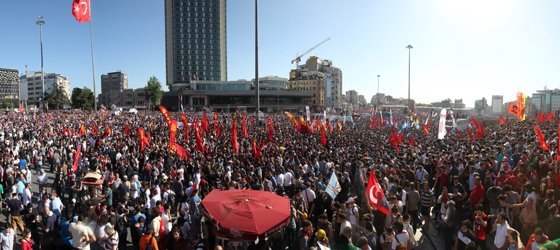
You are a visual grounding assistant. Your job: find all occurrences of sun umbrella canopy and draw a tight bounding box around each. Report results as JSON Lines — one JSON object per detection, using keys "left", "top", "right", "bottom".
{"left": 201, "top": 189, "right": 290, "bottom": 241}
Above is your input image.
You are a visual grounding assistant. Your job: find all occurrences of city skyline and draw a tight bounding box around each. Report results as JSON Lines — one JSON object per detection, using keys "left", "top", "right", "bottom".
{"left": 1, "top": 0, "right": 560, "bottom": 108}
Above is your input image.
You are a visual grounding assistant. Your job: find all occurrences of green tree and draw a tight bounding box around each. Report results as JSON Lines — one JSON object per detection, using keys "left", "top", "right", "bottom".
{"left": 44, "top": 84, "right": 70, "bottom": 110}
{"left": 145, "top": 76, "right": 163, "bottom": 110}
{"left": 71, "top": 87, "right": 95, "bottom": 110}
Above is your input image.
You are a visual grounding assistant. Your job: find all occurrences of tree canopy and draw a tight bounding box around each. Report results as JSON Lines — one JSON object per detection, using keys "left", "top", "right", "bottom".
{"left": 146, "top": 76, "right": 163, "bottom": 110}
{"left": 71, "top": 87, "right": 95, "bottom": 110}
{"left": 44, "top": 84, "right": 70, "bottom": 110}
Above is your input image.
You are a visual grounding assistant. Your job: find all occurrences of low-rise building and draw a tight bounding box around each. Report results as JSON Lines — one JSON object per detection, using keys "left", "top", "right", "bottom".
{"left": 0, "top": 68, "right": 19, "bottom": 104}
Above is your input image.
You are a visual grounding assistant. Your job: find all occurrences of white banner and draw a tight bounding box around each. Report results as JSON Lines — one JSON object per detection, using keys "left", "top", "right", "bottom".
{"left": 306, "top": 106, "right": 311, "bottom": 121}
{"left": 438, "top": 108, "right": 447, "bottom": 140}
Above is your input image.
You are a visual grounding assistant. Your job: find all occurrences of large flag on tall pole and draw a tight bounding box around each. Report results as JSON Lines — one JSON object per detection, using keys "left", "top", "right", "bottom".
{"left": 72, "top": 0, "right": 91, "bottom": 23}
{"left": 72, "top": 0, "right": 96, "bottom": 110}
{"left": 366, "top": 171, "right": 389, "bottom": 215}
{"left": 437, "top": 108, "right": 447, "bottom": 140}
{"left": 325, "top": 173, "right": 341, "bottom": 199}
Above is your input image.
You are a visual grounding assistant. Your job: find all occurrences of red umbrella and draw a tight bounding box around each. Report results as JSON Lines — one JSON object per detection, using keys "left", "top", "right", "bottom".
{"left": 201, "top": 189, "right": 290, "bottom": 241}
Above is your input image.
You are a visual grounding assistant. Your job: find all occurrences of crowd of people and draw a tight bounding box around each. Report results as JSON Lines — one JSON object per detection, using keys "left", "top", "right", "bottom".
{"left": 0, "top": 109, "right": 558, "bottom": 250}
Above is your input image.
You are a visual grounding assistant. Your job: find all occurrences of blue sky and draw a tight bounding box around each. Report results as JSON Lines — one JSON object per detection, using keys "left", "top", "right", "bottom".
{"left": 1, "top": 0, "right": 560, "bottom": 107}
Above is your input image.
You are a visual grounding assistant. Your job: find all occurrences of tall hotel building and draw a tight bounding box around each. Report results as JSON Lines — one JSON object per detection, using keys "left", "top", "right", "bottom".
{"left": 165, "top": 0, "right": 227, "bottom": 90}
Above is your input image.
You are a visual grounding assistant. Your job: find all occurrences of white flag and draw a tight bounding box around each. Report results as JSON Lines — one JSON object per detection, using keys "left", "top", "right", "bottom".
{"left": 437, "top": 108, "right": 447, "bottom": 140}
{"left": 325, "top": 173, "right": 341, "bottom": 199}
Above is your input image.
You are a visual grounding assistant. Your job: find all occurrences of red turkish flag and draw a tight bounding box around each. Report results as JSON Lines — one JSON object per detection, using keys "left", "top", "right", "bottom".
{"left": 72, "top": 0, "right": 91, "bottom": 23}
{"left": 366, "top": 172, "right": 389, "bottom": 215}
{"left": 499, "top": 116, "right": 505, "bottom": 125}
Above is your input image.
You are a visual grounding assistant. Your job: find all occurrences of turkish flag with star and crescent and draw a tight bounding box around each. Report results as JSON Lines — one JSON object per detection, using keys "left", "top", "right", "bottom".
{"left": 72, "top": 0, "right": 91, "bottom": 23}
{"left": 366, "top": 171, "right": 389, "bottom": 215}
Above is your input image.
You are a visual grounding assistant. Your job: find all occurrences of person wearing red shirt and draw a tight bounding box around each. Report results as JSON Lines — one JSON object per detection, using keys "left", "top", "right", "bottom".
{"left": 21, "top": 228, "right": 33, "bottom": 250}
{"left": 473, "top": 205, "right": 488, "bottom": 250}
{"left": 525, "top": 227, "right": 549, "bottom": 250}
{"left": 469, "top": 176, "right": 485, "bottom": 206}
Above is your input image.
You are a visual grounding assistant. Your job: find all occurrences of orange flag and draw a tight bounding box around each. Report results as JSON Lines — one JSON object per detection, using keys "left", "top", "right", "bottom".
{"left": 72, "top": 144, "right": 82, "bottom": 173}
{"left": 103, "top": 125, "right": 112, "bottom": 138}
{"left": 180, "top": 114, "right": 189, "bottom": 141}
{"left": 169, "top": 120, "right": 178, "bottom": 146}
{"left": 533, "top": 123, "right": 549, "bottom": 151}
{"left": 137, "top": 128, "right": 150, "bottom": 152}
{"left": 79, "top": 124, "right": 87, "bottom": 135}
{"left": 423, "top": 125, "right": 430, "bottom": 135}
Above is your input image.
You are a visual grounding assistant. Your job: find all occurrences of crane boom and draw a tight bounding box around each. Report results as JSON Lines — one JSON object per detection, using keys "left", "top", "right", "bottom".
{"left": 291, "top": 37, "right": 331, "bottom": 65}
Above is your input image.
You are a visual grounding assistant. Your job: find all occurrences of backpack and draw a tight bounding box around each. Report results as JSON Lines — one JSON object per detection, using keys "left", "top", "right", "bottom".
{"left": 145, "top": 235, "right": 156, "bottom": 250}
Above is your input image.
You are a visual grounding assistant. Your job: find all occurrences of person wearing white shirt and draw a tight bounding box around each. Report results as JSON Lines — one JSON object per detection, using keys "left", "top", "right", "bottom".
{"left": 391, "top": 222, "right": 409, "bottom": 250}
{"left": 494, "top": 213, "right": 511, "bottom": 249}
{"left": 283, "top": 170, "right": 293, "bottom": 188}
{"left": 275, "top": 172, "right": 284, "bottom": 189}
{"left": 22, "top": 184, "right": 32, "bottom": 206}
{"left": 300, "top": 182, "right": 316, "bottom": 212}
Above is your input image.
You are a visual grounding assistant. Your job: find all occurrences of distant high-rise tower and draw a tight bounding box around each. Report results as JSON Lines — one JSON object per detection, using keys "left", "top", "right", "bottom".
{"left": 165, "top": 0, "right": 227, "bottom": 90}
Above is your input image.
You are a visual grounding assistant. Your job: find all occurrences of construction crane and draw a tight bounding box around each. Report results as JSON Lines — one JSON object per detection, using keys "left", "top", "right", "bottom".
{"left": 291, "top": 37, "right": 331, "bottom": 66}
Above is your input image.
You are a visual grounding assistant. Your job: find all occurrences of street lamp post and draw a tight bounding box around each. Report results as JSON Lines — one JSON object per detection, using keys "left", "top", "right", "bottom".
{"left": 255, "top": 0, "right": 260, "bottom": 115}
{"left": 406, "top": 44, "right": 413, "bottom": 108}
{"left": 377, "top": 74, "right": 380, "bottom": 95}
{"left": 36, "top": 16, "right": 45, "bottom": 109}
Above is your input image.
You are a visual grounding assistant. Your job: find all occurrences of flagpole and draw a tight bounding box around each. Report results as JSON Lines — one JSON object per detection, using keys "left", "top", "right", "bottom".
{"left": 89, "top": 1, "right": 97, "bottom": 111}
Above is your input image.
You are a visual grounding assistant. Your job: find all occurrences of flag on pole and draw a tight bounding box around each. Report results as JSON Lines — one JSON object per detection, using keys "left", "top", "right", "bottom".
{"left": 231, "top": 117, "right": 239, "bottom": 153}
{"left": 325, "top": 173, "right": 341, "bottom": 199}
{"left": 242, "top": 114, "right": 248, "bottom": 139}
{"left": 558, "top": 124, "right": 560, "bottom": 160}
{"left": 72, "top": 0, "right": 91, "bottom": 23}
{"left": 534, "top": 123, "right": 549, "bottom": 151}
{"left": 267, "top": 117, "right": 275, "bottom": 142}
{"left": 449, "top": 110, "right": 457, "bottom": 128}
{"left": 366, "top": 171, "right": 389, "bottom": 215}
{"left": 180, "top": 114, "right": 189, "bottom": 140}
{"left": 72, "top": 144, "right": 82, "bottom": 173}
{"left": 499, "top": 116, "right": 505, "bottom": 125}
{"left": 158, "top": 105, "right": 172, "bottom": 126}
{"left": 123, "top": 124, "right": 131, "bottom": 136}
{"left": 306, "top": 106, "right": 311, "bottom": 121}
